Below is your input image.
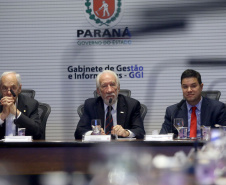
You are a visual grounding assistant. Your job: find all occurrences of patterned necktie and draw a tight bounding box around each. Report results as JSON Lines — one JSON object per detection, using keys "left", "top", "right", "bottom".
{"left": 105, "top": 106, "right": 113, "bottom": 135}
{"left": 190, "top": 107, "right": 197, "bottom": 138}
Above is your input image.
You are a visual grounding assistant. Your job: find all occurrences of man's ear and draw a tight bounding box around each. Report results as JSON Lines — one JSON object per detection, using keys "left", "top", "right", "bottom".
{"left": 18, "top": 85, "right": 22, "bottom": 94}
{"left": 201, "top": 83, "right": 203, "bottom": 90}
{"left": 97, "top": 88, "right": 101, "bottom": 96}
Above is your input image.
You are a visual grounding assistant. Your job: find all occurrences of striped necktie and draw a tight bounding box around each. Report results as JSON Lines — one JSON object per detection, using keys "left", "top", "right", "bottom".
{"left": 105, "top": 106, "right": 113, "bottom": 135}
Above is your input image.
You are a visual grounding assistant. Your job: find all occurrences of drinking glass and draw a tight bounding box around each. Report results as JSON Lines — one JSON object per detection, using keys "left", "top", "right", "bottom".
{"left": 219, "top": 126, "right": 226, "bottom": 137}
{"left": 201, "top": 126, "right": 211, "bottom": 141}
{"left": 18, "top": 128, "right": 26, "bottom": 136}
{"left": 174, "top": 118, "right": 184, "bottom": 139}
{"left": 91, "top": 119, "right": 101, "bottom": 135}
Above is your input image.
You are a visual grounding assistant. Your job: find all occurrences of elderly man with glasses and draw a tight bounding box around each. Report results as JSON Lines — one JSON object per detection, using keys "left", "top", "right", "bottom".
{"left": 0, "top": 71, "right": 43, "bottom": 139}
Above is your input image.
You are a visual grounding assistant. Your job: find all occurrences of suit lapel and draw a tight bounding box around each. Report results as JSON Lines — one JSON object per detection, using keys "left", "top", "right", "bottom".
{"left": 95, "top": 97, "right": 105, "bottom": 128}
{"left": 18, "top": 94, "right": 28, "bottom": 116}
{"left": 177, "top": 103, "right": 188, "bottom": 127}
{"left": 117, "top": 95, "right": 127, "bottom": 127}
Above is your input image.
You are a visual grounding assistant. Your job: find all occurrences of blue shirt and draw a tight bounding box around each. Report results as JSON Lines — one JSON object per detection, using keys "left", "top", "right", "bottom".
{"left": 186, "top": 97, "right": 202, "bottom": 138}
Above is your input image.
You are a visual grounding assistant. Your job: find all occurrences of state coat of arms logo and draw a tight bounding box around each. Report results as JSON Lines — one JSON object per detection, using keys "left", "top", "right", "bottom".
{"left": 84, "top": 0, "right": 124, "bottom": 28}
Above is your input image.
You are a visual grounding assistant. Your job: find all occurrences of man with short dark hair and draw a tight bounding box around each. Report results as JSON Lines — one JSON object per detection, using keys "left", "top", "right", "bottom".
{"left": 160, "top": 69, "right": 226, "bottom": 138}
{"left": 0, "top": 71, "right": 43, "bottom": 139}
{"left": 74, "top": 70, "right": 145, "bottom": 139}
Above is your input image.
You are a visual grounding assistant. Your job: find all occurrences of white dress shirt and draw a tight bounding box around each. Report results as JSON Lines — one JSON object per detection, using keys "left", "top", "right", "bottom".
{"left": 0, "top": 100, "right": 21, "bottom": 136}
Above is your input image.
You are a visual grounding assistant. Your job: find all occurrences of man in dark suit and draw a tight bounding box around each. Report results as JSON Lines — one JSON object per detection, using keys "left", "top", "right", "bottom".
{"left": 75, "top": 70, "right": 145, "bottom": 139}
{"left": 160, "top": 69, "right": 226, "bottom": 138}
{"left": 0, "top": 71, "right": 43, "bottom": 139}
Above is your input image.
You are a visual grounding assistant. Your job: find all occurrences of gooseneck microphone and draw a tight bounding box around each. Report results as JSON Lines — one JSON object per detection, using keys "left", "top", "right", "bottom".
{"left": 10, "top": 89, "right": 16, "bottom": 97}
{"left": 170, "top": 99, "right": 186, "bottom": 133}
{"left": 10, "top": 89, "right": 18, "bottom": 126}
{"left": 108, "top": 98, "right": 112, "bottom": 128}
{"left": 109, "top": 98, "right": 112, "bottom": 105}
{"left": 108, "top": 98, "right": 116, "bottom": 139}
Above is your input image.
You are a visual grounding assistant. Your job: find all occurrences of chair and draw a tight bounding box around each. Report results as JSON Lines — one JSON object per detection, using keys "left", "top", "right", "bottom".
{"left": 140, "top": 104, "right": 148, "bottom": 121}
{"left": 93, "top": 89, "right": 131, "bottom": 98}
{"left": 21, "top": 89, "right": 35, "bottom": 99}
{"left": 77, "top": 103, "right": 147, "bottom": 121}
{"left": 38, "top": 102, "right": 51, "bottom": 140}
{"left": 77, "top": 104, "right": 84, "bottom": 118}
{"left": 201, "top": 90, "right": 221, "bottom": 100}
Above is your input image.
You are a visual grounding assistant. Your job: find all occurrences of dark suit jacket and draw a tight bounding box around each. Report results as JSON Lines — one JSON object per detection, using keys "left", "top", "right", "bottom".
{"left": 0, "top": 94, "right": 43, "bottom": 139}
{"left": 75, "top": 94, "right": 145, "bottom": 139}
{"left": 160, "top": 97, "right": 226, "bottom": 135}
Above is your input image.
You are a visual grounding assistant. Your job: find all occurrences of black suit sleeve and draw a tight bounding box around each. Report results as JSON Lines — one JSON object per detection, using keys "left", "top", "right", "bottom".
{"left": 16, "top": 99, "right": 43, "bottom": 140}
{"left": 160, "top": 107, "right": 173, "bottom": 134}
{"left": 128, "top": 101, "right": 145, "bottom": 139}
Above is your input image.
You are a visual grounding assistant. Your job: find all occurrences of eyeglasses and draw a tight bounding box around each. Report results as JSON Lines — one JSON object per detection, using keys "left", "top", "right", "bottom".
{"left": 1, "top": 86, "right": 18, "bottom": 93}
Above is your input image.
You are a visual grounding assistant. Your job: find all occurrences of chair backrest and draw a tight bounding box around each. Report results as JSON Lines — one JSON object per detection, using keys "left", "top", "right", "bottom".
{"left": 93, "top": 89, "right": 131, "bottom": 98}
{"left": 201, "top": 90, "right": 221, "bottom": 100}
{"left": 21, "top": 89, "right": 35, "bottom": 99}
{"left": 77, "top": 104, "right": 85, "bottom": 118}
{"left": 77, "top": 103, "right": 148, "bottom": 121}
{"left": 38, "top": 102, "right": 51, "bottom": 140}
{"left": 140, "top": 103, "right": 148, "bottom": 121}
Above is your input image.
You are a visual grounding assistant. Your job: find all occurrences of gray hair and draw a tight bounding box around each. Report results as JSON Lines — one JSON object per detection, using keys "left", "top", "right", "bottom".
{"left": 0, "top": 71, "right": 21, "bottom": 86}
{"left": 96, "top": 70, "right": 120, "bottom": 89}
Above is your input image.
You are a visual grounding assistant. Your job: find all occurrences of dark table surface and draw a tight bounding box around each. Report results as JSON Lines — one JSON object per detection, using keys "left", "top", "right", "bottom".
{"left": 0, "top": 139, "right": 205, "bottom": 175}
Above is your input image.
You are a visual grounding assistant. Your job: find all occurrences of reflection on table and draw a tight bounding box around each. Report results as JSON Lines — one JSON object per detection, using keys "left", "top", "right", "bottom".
{"left": 0, "top": 139, "right": 204, "bottom": 175}
{"left": 1, "top": 138, "right": 225, "bottom": 185}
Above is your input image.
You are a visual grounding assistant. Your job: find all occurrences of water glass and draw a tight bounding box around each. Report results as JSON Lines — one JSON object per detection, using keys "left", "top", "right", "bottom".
{"left": 174, "top": 118, "right": 184, "bottom": 139}
{"left": 201, "top": 126, "right": 211, "bottom": 141}
{"left": 18, "top": 128, "right": 26, "bottom": 136}
{"left": 178, "top": 127, "right": 187, "bottom": 139}
{"left": 91, "top": 119, "right": 101, "bottom": 135}
{"left": 219, "top": 126, "right": 226, "bottom": 137}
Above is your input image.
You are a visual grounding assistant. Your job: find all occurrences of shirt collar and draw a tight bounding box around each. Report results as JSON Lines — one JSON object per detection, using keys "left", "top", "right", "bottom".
{"left": 186, "top": 96, "right": 203, "bottom": 111}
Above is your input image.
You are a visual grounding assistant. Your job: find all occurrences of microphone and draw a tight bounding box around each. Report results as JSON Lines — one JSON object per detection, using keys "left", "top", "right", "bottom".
{"left": 10, "top": 89, "right": 16, "bottom": 97}
{"left": 108, "top": 98, "right": 116, "bottom": 139}
{"left": 108, "top": 98, "right": 112, "bottom": 122}
{"left": 108, "top": 98, "right": 112, "bottom": 131}
{"left": 109, "top": 98, "right": 112, "bottom": 105}
{"left": 10, "top": 89, "right": 18, "bottom": 132}
{"left": 170, "top": 99, "right": 186, "bottom": 133}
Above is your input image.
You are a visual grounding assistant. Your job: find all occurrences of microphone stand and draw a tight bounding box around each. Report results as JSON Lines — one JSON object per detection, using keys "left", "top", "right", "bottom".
{"left": 10, "top": 89, "right": 18, "bottom": 135}
{"left": 108, "top": 98, "right": 117, "bottom": 140}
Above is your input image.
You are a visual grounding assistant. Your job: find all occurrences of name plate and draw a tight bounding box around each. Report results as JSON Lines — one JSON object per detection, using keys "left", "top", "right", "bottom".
{"left": 83, "top": 135, "right": 111, "bottom": 142}
{"left": 4, "top": 136, "right": 33, "bottom": 142}
{"left": 144, "top": 134, "right": 173, "bottom": 141}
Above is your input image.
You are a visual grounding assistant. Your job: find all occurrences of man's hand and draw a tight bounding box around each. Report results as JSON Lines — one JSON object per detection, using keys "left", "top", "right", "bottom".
{"left": 111, "top": 125, "right": 130, "bottom": 137}
{"left": 100, "top": 128, "right": 105, "bottom": 135}
{"left": 0, "top": 96, "right": 14, "bottom": 120}
{"left": 0, "top": 96, "right": 19, "bottom": 117}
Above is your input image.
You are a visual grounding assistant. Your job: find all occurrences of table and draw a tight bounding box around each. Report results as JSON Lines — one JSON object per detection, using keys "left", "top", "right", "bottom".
{"left": 0, "top": 139, "right": 205, "bottom": 175}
